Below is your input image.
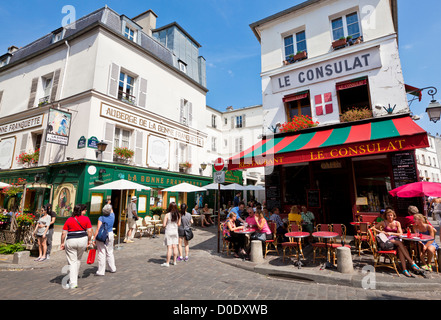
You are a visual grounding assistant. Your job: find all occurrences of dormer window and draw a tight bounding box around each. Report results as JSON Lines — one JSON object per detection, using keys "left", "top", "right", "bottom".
{"left": 178, "top": 60, "right": 187, "bottom": 73}
{"left": 124, "top": 26, "right": 136, "bottom": 42}
{"left": 52, "top": 28, "right": 65, "bottom": 43}
{"left": 121, "top": 16, "right": 142, "bottom": 45}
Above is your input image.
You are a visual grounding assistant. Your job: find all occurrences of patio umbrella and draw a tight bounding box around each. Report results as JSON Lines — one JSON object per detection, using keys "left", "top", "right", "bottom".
{"left": 203, "top": 183, "right": 226, "bottom": 190}
{"left": 161, "top": 182, "right": 207, "bottom": 193}
{"left": 223, "top": 183, "right": 246, "bottom": 190}
{"left": 242, "top": 185, "right": 265, "bottom": 191}
{"left": 90, "top": 179, "right": 151, "bottom": 248}
{"left": 389, "top": 181, "right": 441, "bottom": 198}
{"left": 0, "top": 182, "right": 11, "bottom": 189}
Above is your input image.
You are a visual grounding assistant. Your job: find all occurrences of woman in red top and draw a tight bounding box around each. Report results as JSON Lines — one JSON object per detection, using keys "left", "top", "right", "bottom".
{"left": 60, "top": 204, "right": 93, "bottom": 289}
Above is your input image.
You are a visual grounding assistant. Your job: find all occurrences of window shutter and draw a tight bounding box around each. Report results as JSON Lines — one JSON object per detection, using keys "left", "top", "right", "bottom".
{"left": 242, "top": 114, "right": 246, "bottom": 128}
{"left": 175, "top": 141, "right": 179, "bottom": 170}
{"left": 231, "top": 117, "right": 234, "bottom": 129}
{"left": 0, "top": 90, "right": 3, "bottom": 112}
{"left": 103, "top": 122, "right": 115, "bottom": 161}
{"left": 50, "top": 69, "right": 61, "bottom": 102}
{"left": 187, "top": 145, "right": 192, "bottom": 173}
{"left": 38, "top": 139, "right": 46, "bottom": 165}
{"left": 138, "top": 78, "right": 148, "bottom": 108}
{"left": 20, "top": 133, "right": 28, "bottom": 158}
{"left": 108, "top": 63, "right": 120, "bottom": 98}
{"left": 180, "top": 99, "right": 185, "bottom": 124}
{"left": 188, "top": 102, "right": 193, "bottom": 126}
{"left": 28, "top": 78, "right": 39, "bottom": 109}
{"left": 135, "top": 130, "right": 143, "bottom": 165}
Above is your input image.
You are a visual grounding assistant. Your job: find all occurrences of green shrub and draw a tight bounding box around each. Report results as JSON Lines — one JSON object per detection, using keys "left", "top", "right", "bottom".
{"left": 0, "top": 242, "right": 25, "bottom": 254}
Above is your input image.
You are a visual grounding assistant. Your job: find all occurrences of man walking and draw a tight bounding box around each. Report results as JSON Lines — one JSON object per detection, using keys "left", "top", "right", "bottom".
{"left": 124, "top": 196, "right": 139, "bottom": 243}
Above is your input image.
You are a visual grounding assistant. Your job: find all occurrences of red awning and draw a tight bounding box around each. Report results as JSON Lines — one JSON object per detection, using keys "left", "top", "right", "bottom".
{"left": 283, "top": 91, "right": 309, "bottom": 103}
{"left": 227, "top": 115, "right": 428, "bottom": 171}
{"left": 336, "top": 78, "right": 367, "bottom": 91}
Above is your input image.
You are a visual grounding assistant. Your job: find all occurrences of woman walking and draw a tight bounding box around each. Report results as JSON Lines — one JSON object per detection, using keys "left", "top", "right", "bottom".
{"left": 32, "top": 206, "right": 52, "bottom": 262}
{"left": 93, "top": 203, "right": 116, "bottom": 276}
{"left": 60, "top": 204, "right": 93, "bottom": 289}
{"left": 178, "top": 203, "right": 193, "bottom": 262}
{"left": 161, "top": 202, "right": 181, "bottom": 267}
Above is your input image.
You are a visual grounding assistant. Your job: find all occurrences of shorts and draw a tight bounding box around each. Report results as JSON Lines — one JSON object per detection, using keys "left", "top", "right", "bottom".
{"left": 127, "top": 218, "right": 137, "bottom": 229}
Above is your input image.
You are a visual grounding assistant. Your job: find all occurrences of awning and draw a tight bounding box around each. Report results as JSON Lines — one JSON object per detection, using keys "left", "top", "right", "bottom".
{"left": 283, "top": 91, "right": 309, "bottom": 103}
{"left": 227, "top": 115, "right": 429, "bottom": 171}
{"left": 336, "top": 77, "right": 367, "bottom": 91}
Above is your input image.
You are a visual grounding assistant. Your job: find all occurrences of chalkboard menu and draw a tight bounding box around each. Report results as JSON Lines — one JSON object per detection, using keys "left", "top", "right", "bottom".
{"left": 307, "top": 189, "right": 321, "bottom": 208}
{"left": 266, "top": 170, "right": 281, "bottom": 210}
{"left": 391, "top": 152, "right": 417, "bottom": 187}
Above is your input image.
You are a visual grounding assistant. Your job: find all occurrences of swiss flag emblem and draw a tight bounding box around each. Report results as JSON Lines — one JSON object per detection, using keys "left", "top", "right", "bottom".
{"left": 315, "top": 93, "right": 333, "bottom": 116}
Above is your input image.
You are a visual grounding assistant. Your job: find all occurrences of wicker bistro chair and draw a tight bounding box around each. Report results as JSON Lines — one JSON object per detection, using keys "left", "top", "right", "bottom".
{"left": 354, "top": 222, "right": 372, "bottom": 256}
{"left": 367, "top": 227, "right": 400, "bottom": 276}
{"left": 220, "top": 222, "right": 231, "bottom": 256}
{"left": 135, "top": 217, "right": 149, "bottom": 238}
{"left": 282, "top": 224, "right": 304, "bottom": 262}
{"left": 312, "top": 224, "right": 331, "bottom": 263}
{"left": 152, "top": 214, "right": 163, "bottom": 235}
{"left": 264, "top": 221, "right": 279, "bottom": 258}
{"left": 328, "top": 224, "right": 351, "bottom": 265}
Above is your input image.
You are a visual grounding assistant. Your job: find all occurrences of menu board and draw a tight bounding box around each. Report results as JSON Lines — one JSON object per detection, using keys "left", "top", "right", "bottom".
{"left": 307, "top": 190, "right": 321, "bottom": 208}
{"left": 266, "top": 170, "right": 281, "bottom": 211}
{"left": 391, "top": 152, "right": 417, "bottom": 187}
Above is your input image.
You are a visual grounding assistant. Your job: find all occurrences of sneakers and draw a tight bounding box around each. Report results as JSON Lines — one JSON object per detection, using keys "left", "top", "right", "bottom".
{"left": 123, "top": 239, "right": 134, "bottom": 243}
{"left": 177, "top": 256, "right": 183, "bottom": 262}
{"left": 184, "top": 256, "right": 189, "bottom": 262}
{"left": 161, "top": 263, "right": 170, "bottom": 267}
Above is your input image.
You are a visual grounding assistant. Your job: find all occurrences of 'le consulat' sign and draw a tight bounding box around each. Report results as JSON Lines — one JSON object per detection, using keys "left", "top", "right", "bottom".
{"left": 100, "top": 103, "right": 205, "bottom": 147}
{"left": 272, "top": 47, "right": 382, "bottom": 93}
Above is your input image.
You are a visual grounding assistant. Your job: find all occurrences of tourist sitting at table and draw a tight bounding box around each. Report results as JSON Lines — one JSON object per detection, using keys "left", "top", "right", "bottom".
{"left": 222, "top": 212, "right": 246, "bottom": 258}
{"left": 245, "top": 207, "right": 257, "bottom": 228}
{"left": 201, "top": 204, "right": 214, "bottom": 226}
{"left": 254, "top": 210, "right": 273, "bottom": 241}
{"left": 269, "top": 207, "right": 288, "bottom": 242}
{"left": 192, "top": 204, "right": 208, "bottom": 228}
{"left": 228, "top": 201, "right": 246, "bottom": 227}
{"left": 288, "top": 206, "right": 302, "bottom": 226}
{"left": 372, "top": 208, "right": 424, "bottom": 277}
{"left": 412, "top": 213, "right": 439, "bottom": 272}
{"left": 300, "top": 205, "right": 315, "bottom": 234}
{"left": 263, "top": 207, "right": 270, "bottom": 221}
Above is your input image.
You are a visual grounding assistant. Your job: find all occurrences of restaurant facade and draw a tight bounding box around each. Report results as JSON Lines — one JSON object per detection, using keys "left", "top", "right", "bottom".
{"left": 228, "top": 0, "right": 428, "bottom": 227}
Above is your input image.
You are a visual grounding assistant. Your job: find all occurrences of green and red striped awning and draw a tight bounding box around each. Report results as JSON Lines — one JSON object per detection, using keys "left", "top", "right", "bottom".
{"left": 227, "top": 115, "right": 428, "bottom": 171}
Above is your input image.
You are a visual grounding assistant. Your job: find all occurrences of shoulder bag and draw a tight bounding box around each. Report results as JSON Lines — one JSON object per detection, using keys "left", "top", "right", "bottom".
{"left": 376, "top": 232, "right": 394, "bottom": 251}
{"left": 184, "top": 226, "right": 194, "bottom": 241}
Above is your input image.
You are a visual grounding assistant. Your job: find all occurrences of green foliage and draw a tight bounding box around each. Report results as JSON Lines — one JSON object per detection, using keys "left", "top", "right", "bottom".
{"left": 0, "top": 242, "right": 25, "bottom": 255}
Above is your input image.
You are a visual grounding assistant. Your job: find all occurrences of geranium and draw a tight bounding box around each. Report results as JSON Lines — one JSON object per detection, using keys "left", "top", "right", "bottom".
{"left": 2, "top": 178, "right": 26, "bottom": 197}
{"left": 15, "top": 212, "right": 36, "bottom": 227}
{"left": 279, "top": 115, "right": 319, "bottom": 133}
{"left": 340, "top": 107, "right": 373, "bottom": 123}
{"left": 16, "top": 149, "right": 39, "bottom": 165}
{"left": 114, "top": 147, "right": 134, "bottom": 159}
{"left": 179, "top": 161, "right": 192, "bottom": 168}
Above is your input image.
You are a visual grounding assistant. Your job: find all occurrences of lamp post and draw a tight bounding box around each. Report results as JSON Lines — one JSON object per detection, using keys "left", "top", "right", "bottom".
{"left": 97, "top": 140, "right": 108, "bottom": 161}
{"left": 411, "top": 86, "right": 441, "bottom": 123}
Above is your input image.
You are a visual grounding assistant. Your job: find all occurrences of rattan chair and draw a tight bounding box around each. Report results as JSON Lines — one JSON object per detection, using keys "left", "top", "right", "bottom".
{"left": 367, "top": 228, "right": 400, "bottom": 276}
{"left": 328, "top": 224, "right": 351, "bottom": 265}
{"left": 282, "top": 224, "right": 304, "bottom": 262}
{"left": 312, "top": 224, "right": 331, "bottom": 263}
{"left": 264, "top": 221, "right": 279, "bottom": 258}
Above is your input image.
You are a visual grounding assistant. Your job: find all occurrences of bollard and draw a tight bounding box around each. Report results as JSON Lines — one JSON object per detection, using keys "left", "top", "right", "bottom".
{"left": 336, "top": 246, "right": 354, "bottom": 273}
{"left": 250, "top": 240, "right": 264, "bottom": 263}
{"left": 13, "top": 250, "right": 30, "bottom": 264}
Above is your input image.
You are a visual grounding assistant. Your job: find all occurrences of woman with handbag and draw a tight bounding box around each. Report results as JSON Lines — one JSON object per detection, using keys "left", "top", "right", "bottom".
{"left": 372, "top": 208, "right": 423, "bottom": 278}
{"left": 93, "top": 203, "right": 116, "bottom": 276}
{"left": 254, "top": 210, "right": 273, "bottom": 241}
{"left": 177, "top": 203, "right": 193, "bottom": 262}
{"left": 60, "top": 204, "right": 93, "bottom": 289}
{"left": 161, "top": 202, "right": 181, "bottom": 267}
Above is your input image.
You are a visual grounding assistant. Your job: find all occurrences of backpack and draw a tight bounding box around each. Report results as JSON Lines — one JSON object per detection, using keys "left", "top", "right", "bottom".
{"left": 96, "top": 221, "right": 108, "bottom": 242}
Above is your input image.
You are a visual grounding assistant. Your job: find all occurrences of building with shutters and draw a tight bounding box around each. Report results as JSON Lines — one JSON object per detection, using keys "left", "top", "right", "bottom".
{"left": 227, "top": 0, "right": 430, "bottom": 225}
{"left": 0, "top": 6, "right": 217, "bottom": 228}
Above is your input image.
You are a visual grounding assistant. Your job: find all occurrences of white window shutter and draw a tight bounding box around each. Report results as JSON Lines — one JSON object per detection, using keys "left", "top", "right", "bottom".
{"left": 180, "top": 99, "right": 185, "bottom": 124}
{"left": 242, "top": 114, "right": 246, "bottom": 128}
{"left": 50, "top": 69, "right": 61, "bottom": 102}
{"left": 28, "top": 78, "right": 39, "bottom": 109}
{"left": 231, "top": 117, "right": 234, "bottom": 129}
{"left": 103, "top": 122, "right": 115, "bottom": 161}
{"left": 188, "top": 102, "right": 193, "bottom": 126}
{"left": 108, "top": 63, "right": 120, "bottom": 98}
{"left": 138, "top": 78, "right": 148, "bottom": 108}
{"left": 135, "top": 130, "right": 143, "bottom": 165}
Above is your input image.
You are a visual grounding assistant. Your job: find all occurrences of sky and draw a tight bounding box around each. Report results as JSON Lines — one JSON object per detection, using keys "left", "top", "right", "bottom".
{"left": 1, "top": 0, "right": 441, "bottom": 136}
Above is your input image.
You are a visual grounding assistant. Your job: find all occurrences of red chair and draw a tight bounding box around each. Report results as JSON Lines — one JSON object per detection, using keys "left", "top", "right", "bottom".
{"left": 328, "top": 224, "right": 351, "bottom": 265}
{"left": 354, "top": 222, "right": 371, "bottom": 256}
{"left": 367, "top": 228, "right": 400, "bottom": 276}
{"left": 282, "top": 225, "right": 304, "bottom": 262}
{"left": 264, "top": 221, "right": 279, "bottom": 258}
{"left": 312, "top": 224, "right": 331, "bottom": 263}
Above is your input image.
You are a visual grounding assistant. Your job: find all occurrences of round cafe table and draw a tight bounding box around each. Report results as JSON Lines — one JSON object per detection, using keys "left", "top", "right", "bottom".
{"left": 234, "top": 228, "right": 257, "bottom": 252}
{"left": 400, "top": 233, "right": 435, "bottom": 264}
{"left": 285, "top": 232, "right": 310, "bottom": 268}
{"left": 312, "top": 231, "right": 338, "bottom": 269}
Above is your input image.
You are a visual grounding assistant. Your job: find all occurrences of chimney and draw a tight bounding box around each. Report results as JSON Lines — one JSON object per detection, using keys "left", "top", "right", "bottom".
{"left": 8, "top": 46, "right": 18, "bottom": 54}
{"left": 226, "top": 106, "right": 233, "bottom": 111}
{"left": 132, "top": 10, "right": 158, "bottom": 37}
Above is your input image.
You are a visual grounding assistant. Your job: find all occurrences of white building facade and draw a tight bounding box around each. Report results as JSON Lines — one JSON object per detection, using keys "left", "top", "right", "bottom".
{"left": 416, "top": 135, "right": 441, "bottom": 182}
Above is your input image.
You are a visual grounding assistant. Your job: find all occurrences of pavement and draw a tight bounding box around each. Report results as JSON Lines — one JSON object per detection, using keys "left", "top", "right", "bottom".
{"left": 1, "top": 217, "right": 441, "bottom": 293}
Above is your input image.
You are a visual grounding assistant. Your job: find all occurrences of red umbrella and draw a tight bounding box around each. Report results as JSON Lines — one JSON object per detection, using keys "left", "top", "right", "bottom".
{"left": 389, "top": 181, "right": 441, "bottom": 198}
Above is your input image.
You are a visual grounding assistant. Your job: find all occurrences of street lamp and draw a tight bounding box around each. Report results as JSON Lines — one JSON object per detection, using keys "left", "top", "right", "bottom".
{"left": 426, "top": 99, "right": 441, "bottom": 123}
{"left": 96, "top": 140, "right": 108, "bottom": 161}
{"left": 199, "top": 162, "right": 207, "bottom": 175}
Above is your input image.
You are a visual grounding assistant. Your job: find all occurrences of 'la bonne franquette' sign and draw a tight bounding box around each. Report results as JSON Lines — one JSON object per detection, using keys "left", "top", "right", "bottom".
{"left": 272, "top": 47, "right": 382, "bottom": 93}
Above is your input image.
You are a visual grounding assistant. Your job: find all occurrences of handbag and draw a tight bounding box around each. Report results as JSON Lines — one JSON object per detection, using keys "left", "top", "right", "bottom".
{"left": 96, "top": 222, "right": 108, "bottom": 242}
{"left": 184, "top": 227, "right": 194, "bottom": 241}
{"left": 376, "top": 233, "right": 394, "bottom": 251}
{"left": 251, "top": 232, "right": 266, "bottom": 242}
{"left": 87, "top": 248, "right": 96, "bottom": 264}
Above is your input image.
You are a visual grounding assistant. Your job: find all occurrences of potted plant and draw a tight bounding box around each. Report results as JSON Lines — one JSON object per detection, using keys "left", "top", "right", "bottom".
{"left": 1, "top": 178, "right": 26, "bottom": 197}
{"left": 340, "top": 107, "right": 373, "bottom": 123}
{"left": 16, "top": 149, "right": 39, "bottom": 167}
{"left": 279, "top": 115, "right": 319, "bottom": 133}
{"left": 114, "top": 146, "right": 134, "bottom": 163}
{"left": 15, "top": 212, "right": 36, "bottom": 227}
{"left": 332, "top": 37, "right": 347, "bottom": 49}
{"left": 293, "top": 50, "right": 307, "bottom": 61}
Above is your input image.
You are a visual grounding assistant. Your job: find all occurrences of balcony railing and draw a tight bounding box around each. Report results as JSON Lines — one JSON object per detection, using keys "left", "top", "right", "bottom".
{"left": 38, "top": 96, "right": 50, "bottom": 107}
{"left": 118, "top": 90, "right": 137, "bottom": 105}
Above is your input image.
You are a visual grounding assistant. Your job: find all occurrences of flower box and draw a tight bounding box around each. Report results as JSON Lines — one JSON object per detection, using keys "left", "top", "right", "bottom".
{"left": 332, "top": 38, "right": 347, "bottom": 50}
{"left": 279, "top": 115, "right": 319, "bottom": 133}
{"left": 340, "top": 107, "right": 373, "bottom": 123}
{"left": 114, "top": 147, "right": 134, "bottom": 162}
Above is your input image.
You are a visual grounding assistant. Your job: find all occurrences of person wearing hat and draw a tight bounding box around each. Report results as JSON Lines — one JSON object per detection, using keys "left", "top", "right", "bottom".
{"left": 93, "top": 203, "right": 116, "bottom": 276}
{"left": 124, "top": 196, "right": 139, "bottom": 243}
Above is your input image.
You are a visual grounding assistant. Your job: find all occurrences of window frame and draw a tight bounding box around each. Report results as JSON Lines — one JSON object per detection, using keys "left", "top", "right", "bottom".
{"left": 118, "top": 71, "right": 137, "bottom": 104}
{"left": 331, "top": 11, "right": 361, "bottom": 41}
{"left": 114, "top": 127, "right": 131, "bottom": 149}
{"left": 283, "top": 30, "right": 307, "bottom": 60}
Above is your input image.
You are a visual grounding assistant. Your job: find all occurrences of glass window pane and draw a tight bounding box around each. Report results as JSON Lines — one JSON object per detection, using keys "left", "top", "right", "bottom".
{"left": 346, "top": 12, "right": 358, "bottom": 25}
{"left": 333, "top": 28, "right": 344, "bottom": 40}
{"left": 296, "top": 31, "right": 306, "bottom": 42}
{"left": 332, "top": 18, "right": 343, "bottom": 29}
{"left": 347, "top": 24, "right": 360, "bottom": 38}
{"left": 301, "top": 105, "right": 312, "bottom": 117}
{"left": 284, "top": 35, "right": 293, "bottom": 46}
{"left": 297, "top": 40, "right": 307, "bottom": 53}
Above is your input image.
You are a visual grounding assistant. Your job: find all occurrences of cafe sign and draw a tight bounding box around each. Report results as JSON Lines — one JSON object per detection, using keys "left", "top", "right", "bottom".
{"left": 0, "top": 115, "right": 44, "bottom": 136}
{"left": 272, "top": 47, "right": 382, "bottom": 93}
{"left": 100, "top": 103, "right": 205, "bottom": 147}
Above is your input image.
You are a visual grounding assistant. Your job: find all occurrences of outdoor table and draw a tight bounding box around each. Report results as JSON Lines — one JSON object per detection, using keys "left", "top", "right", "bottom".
{"left": 312, "top": 231, "right": 338, "bottom": 269}
{"left": 400, "top": 233, "right": 435, "bottom": 264}
{"left": 150, "top": 219, "right": 161, "bottom": 238}
{"left": 235, "top": 227, "right": 257, "bottom": 252}
{"left": 211, "top": 214, "right": 218, "bottom": 224}
{"left": 285, "top": 231, "right": 310, "bottom": 269}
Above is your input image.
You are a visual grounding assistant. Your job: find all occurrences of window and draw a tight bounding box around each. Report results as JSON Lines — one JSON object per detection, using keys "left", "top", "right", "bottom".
{"left": 114, "top": 127, "right": 131, "bottom": 149}
{"left": 178, "top": 60, "right": 187, "bottom": 73}
{"left": 235, "top": 137, "right": 243, "bottom": 153}
{"left": 211, "top": 115, "right": 217, "bottom": 128}
{"left": 180, "top": 99, "right": 192, "bottom": 126}
{"left": 236, "top": 116, "right": 243, "bottom": 128}
{"left": 52, "top": 29, "right": 65, "bottom": 43}
{"left": 118, "top": 72, "right": 136, "bottom": 104}
{"left": 211, "top": 137, "right": 217, "bottom": 152}
{"left": 38, "top": 76, "right": 53, "bottom": 106}
{"left": 337, "top": 77, "right": 371, "bottom": 117}
{"left": 332, "top": 12, "right": 361, "bottom": 41}
{"left": 284, "top": 30, "right": 307, "bottom": 59}
{"left": 284, "top": 93, "right": 312, "bottom": 119}
{"left": 124, "top": 26, "right": 136, "bottom": 41}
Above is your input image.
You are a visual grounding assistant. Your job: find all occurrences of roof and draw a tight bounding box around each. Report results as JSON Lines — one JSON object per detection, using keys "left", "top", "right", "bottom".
{"left": 152, "top": 21, "right": 202, "bottom": 48}
{"left": 249, "top": 0, "right": 398, "bottom": 42}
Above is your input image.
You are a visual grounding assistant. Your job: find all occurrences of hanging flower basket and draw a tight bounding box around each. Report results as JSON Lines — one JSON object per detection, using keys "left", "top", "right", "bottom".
{"left": 114, "top": 147, "right": 134, "bottom": 163}
{"left": 2, "top": 178, "right": 26, "bottom": 197}
{"left": 16, "top": 149, "right": 39, "bottom": 167}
